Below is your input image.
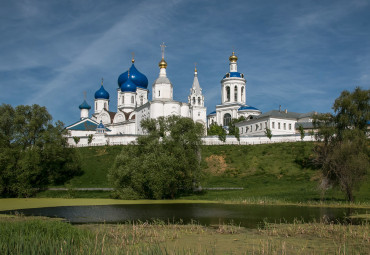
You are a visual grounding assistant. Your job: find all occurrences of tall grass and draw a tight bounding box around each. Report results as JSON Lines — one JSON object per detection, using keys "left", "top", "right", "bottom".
{"left": 1, "top": 215, "right": 369, "bottom": 254}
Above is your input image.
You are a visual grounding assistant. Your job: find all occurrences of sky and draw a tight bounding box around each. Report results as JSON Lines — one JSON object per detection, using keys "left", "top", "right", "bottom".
{"left": 1, "top": 0, "right": 369, "bottom": 125}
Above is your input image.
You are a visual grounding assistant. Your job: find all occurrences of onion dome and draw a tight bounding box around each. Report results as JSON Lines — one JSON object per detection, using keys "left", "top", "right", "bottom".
{"left": 158, "top": 58, "right": 167, "bottom": 69}
{"left": 79, "top": 100, "right": 91, "bottom": 109}
{"left": 94, "top": 84, "right": 110, "bottom": 100}
{"left": 229, "top": 51, "right": 238, "bottom": 62}
{"left": 121, "top": 76, "right": 137, "bottom": 92}
{"left": 117, "top": 61, "right": 148, "bottom": 89}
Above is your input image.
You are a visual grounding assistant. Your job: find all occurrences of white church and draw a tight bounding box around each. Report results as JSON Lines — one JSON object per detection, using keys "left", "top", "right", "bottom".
{"left": 66, "top": 47, "right": 316, "bottom": 146}
{"left": 66, "top": 44, "right": 207, "bottom": 144}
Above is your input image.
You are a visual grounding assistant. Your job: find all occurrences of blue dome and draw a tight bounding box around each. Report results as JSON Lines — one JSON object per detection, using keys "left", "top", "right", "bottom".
{"left": 97, "top": 121, "right": 105, "bottom": 129}
{"left": 94, "top": 85, "right": 110, "bottom": 100}
{"left": 118, "top": 64, "right": 148, "bottom": 89}
{"left": 121, "top": 77, "right": 137, "bottom": 92}
{"left": 238, "top": 106, "right": 259, "bottom": 111}
{"left": 223, "top": 72, "right": 244, "bottom": 79}
{"left": 79, "top": 100, "right": 91, "bottom": 110}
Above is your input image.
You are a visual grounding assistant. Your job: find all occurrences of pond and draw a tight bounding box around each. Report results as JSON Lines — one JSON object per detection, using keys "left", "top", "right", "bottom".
{"left": 2, "top": 203, "right": 366, "bottom": 228}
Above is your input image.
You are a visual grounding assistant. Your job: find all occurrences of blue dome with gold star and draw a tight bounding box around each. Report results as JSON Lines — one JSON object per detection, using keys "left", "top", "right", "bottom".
{"left": 118, "top": 62, "right": 148, "bottom": 89}
{"left": 94, "top": 85, "right": 109, "bottom": 99}
{"left": 121, "top": 77, "right": 137, "bottom": 92}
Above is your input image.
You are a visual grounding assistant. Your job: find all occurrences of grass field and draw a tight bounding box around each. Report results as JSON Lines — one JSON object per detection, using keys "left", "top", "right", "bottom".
{"left": 43, "top": 142, "right": 370, "bottom": 203}
{"left": 1, "top": 214, "right": 369, "bottom": 254}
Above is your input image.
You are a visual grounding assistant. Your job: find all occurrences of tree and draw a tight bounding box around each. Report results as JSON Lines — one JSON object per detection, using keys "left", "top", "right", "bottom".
{"left": 109, "top": 116, "right": 204, "bottom": 199}
{"left": 73, "top": 136, "right": 80, "bottom": 145}
{"left": 313, "top": 87, "right": 369, "bottom": 202}
{"left": 87, "top": 134, "right": 93, "bottom": 145}
{"left": 298, "top": 125, "right": 305, "bottom": 141}
{"left": 0, "top": 104, "right": 81, "bottom": 197}
{"left": 207, "top": 122, "right": 226, "bottom": 142}
{"left": 265, "top": 128, "right": 272, "bottom": 140}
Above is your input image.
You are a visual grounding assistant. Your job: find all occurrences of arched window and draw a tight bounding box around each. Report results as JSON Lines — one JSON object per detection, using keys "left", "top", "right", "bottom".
{"left": 104, "top": 102, "right": 107, "bottom": 109}
{"left": 192, "top": 97, "right": 195, "bottom": 105}
{"left": 226, "top": 86, "right": 230, "bottom": 102}
{"left": 223, "top": 113, "right": 231, "bottom": 126}
{"left": 131, "top": 96, "right": 134, "bottom": 104}
{"left": 198, "top": 97, "right": 201, "bottom": 105}
{"left": 234, "top": 86, "right": 238, "bottom": 101}
{"left": 241, "top": 87, "right": 244, "bottom": 101}
{"left": 122, "top": 96, "right": 124, "bottom": 104}
{"left": 158, "top": 90, "right": 160, "bottom": 97}
{"left": 140, "top": 95, "right": 143, "bottom": 106}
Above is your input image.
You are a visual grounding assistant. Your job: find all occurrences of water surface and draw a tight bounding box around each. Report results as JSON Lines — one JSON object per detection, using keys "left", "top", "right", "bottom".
{"left": 3, "top": 203, "right": 364, "bottom": 228}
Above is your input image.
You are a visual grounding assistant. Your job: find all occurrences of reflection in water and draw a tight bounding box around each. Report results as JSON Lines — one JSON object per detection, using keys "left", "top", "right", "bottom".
{"left": 2, "top": 203, "right": 364, "bottom": 228}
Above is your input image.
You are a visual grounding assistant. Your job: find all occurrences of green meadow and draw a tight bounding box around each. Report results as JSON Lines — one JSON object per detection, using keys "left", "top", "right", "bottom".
{"left": 1, "top": 214, "right": 369, "bottom": 254}
{"left": 41, "top": 142, "right": 370, "bottom": 204}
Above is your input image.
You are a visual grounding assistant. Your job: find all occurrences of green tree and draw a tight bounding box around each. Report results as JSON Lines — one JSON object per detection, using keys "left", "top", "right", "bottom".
{"left": 109, "top": 116, "right": 204, "bottom": 199}
{"left": 298, "top": 125, "right": 305, "bottom": 141}
{"left": 207, "top": 122, "right": 226, "bottom": 142}
{"left": 73, "top": 136, "right": 80, "bottom": 145}
{"left": 0, "top": 104, "right": 81, "bottom": 197}
{"left": 313, "top": 87, "right": 370, "bottom": 202}
{"left": 87, "top": 134, "right": 93, "bottom": 145}
{"left": 265, "top": 128, "right": 272, "bottom": 140}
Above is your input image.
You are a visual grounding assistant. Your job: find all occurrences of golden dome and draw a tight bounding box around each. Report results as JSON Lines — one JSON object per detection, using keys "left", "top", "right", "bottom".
{"left": 229, "top": 51, "right": 238, "bottom": 62}
{"left": 158, "top": 58, "right": 167, "bottom": 69}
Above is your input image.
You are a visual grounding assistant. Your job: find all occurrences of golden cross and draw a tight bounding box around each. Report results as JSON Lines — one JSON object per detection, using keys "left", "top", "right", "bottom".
{"left": 160, "top": 42, "right": 166, "bottom": 59}
{"left": 101, "top": 77, "right": 104, "bottom": 85}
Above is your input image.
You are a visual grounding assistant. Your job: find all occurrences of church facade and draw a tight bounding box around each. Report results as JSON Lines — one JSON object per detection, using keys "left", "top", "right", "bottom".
{"left": 207, "top": 52, "right": 261, "bottom": 128}
{"left": 66, "top": 45, "right": 207, "bottom": 141}
{"left": 66, "top": 48, "right": 316, "bottom": 146}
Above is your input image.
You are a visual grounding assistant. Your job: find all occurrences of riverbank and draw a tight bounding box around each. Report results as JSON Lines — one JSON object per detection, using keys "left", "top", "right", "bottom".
{"left": 1, "top": 214, "right": 369, "bottom": 254}
{"left": 48, "top": 143, "right": 369, "bottom": 204}
{"left": 1, "top": 198, "right": 369, "bottom": 211}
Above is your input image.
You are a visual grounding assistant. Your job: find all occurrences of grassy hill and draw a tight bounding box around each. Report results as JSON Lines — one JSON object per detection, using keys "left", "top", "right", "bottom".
{"left": 44, "top": 142, "right": 369, "bottom": 203}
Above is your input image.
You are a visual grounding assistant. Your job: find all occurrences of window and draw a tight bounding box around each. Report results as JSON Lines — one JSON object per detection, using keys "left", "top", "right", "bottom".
{"left": 265, "top": 122, "right": 267, "bottom": 129}
{"left": 131, "top": 96, "right": 134, "bottom": 104}
{"left": 241, "top": 87, "right": 244, "bottom": 100}
{"left": 272, "top": 122, "right": 275, "bottom": 129}
{"left": 289, "top": 124, "right": 292, "bottom": 130}
{"left": 198, "top": 97, "right": 201, "bottom": 105}
{"left": 198, "top": 112, "right": 200, "bottom": 116}
{"left": 284, "top": 123, "right": 286, "bottom": 130}
{"left": 278, "top": 122, "right": 281, "bottom": 129}
{"left": 226, "top": 86, "right": 230, "bottom": 102}
{"left": 241, "top": 127, "right": 243, "bottom": 134}
{"left": 140, "top": 96, "right": 143, "bottom": 105}
{"left": 234, "top": 86, "right": 238, "bottom": 101}
{"left": 255, "top": 124, "right": 258, "bottom": 131}
{"left": 223, "top": 113, "right": 231, "bottom": 126}
{"left": 158, "top": 90, "right": 160, "bottom": 97}
{"left": 260, "top": 124, "right": 262, "bottom": 130}
{"left": 193, "top": 97, "right": 195, "bottom": 105}
{"left": 104, "top": 102, "right": 107, "bottom": 109}
{"left": 122, "top": 96, "right": 124, "bottom": 104}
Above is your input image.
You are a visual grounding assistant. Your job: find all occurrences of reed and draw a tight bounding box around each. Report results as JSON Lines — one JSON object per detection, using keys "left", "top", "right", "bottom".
{"left": 1, "top": 215, "right": 369, "bottom": 254}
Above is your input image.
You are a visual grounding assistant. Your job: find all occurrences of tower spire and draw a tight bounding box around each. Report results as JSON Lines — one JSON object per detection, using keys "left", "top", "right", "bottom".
{"left": 158, "top": 42, "right": 168, "bottom": 69}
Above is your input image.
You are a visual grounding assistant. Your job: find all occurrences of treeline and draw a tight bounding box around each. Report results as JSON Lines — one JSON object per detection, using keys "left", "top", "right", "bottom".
{"left": 0, "top": 104, "right": 81, "bottom": 197}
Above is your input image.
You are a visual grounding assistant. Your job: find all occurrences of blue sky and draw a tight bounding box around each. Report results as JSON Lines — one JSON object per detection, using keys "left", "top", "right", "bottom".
{"left": 1, "top": 0, "right": 369, "bottom": 125}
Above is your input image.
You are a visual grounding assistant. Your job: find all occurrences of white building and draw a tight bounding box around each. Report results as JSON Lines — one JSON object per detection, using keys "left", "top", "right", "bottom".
{"left": 207, "top": 52, "right": 261, "bottom": 128}
{"left": 66, "top": 44, "right": 207, "bottom": 143}
{"left": 235, "top": 109, "right": 317, "bottom": 136}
